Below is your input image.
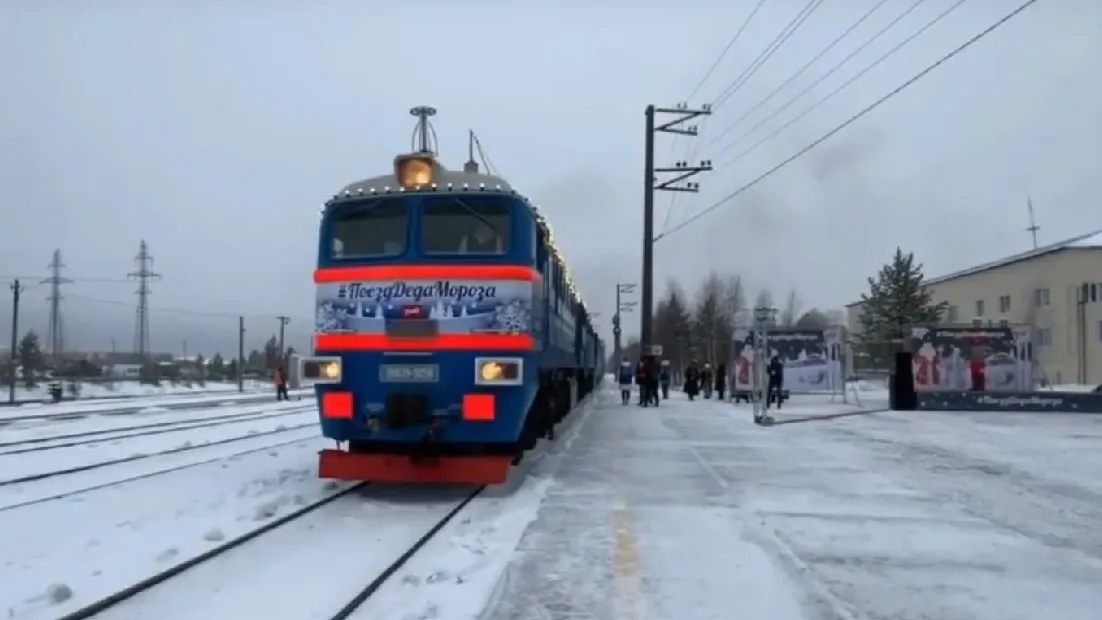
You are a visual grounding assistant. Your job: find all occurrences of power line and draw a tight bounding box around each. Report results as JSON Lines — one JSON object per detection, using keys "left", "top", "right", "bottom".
{"left": 660, "top": 0, "right": 772, "bottom": 235}
{"left": 685, "top": 0, "right": 771, "bottom": 102}
{"left": 705, "top": 0, "right": 936, "bottom": 159}
{"left": 66, "top": 293, "right": 308, "bottom": 322}
{"left": 656, "top": 0, "right": 1039, "bottom": 243}
{"left": 715, "top": 0, "right": 968, "bottom": 170}
{"left": 702, "top": 0, "right": 895, "bottom": 152}
{"left": 712, "top": 0, "right": 829, "bottom": 112}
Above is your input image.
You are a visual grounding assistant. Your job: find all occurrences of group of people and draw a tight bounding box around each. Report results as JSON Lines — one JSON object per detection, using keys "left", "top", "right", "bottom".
{"left": 615, "top": 355, "right": 788, "bottom": 408}
{"left": 617, "top": 355, "right": 672, "bottom": 406}
{"left": 683, "top": 361, "right": 726, "bottom": 401}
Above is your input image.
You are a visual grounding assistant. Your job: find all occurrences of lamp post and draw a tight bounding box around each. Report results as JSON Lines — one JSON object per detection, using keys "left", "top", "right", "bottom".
{"left": 613, "top": 283, "right": 637, "bottom": 362}
{"left": 752, "top": 305, "right": 778, "bottom": 425}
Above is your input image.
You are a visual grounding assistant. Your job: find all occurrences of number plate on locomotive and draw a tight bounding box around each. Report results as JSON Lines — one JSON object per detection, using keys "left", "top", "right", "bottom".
{"left": 379, "top": 364, "right": 439, "bottom": 383}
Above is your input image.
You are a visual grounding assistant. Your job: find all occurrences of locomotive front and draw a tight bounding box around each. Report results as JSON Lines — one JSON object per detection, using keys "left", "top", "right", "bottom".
{"left": 299, "top": 123, "right": 542, "bottom": 484}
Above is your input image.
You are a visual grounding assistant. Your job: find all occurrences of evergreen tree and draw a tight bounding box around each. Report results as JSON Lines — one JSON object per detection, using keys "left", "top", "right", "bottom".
{"left": 18, "top": 330, "right": 43, "bottom": 388}
{"left": 210, "top": 353, "right": 225, "bottom": 379}
{"left": 858, "top": 248, "right": 947, "bottom": 358}
{"left": 263, "top": 335, "right": 281, "bottom": 371}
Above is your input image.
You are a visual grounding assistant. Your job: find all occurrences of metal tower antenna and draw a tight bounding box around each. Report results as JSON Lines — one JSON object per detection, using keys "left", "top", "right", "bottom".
{"left": 464, "top": 130, "right": 480, "bottom": 173}
{"left": 128, "top": 240, "right": 161, "bottom": 360}
{"left": 409, "top": 106, "right": 439, "bottom": 155}
{"left": 1026, "top": 196, "right": 1040, "bottom": 249}
{"left": 41, "top": 249, "right": 72, "bottom": 360}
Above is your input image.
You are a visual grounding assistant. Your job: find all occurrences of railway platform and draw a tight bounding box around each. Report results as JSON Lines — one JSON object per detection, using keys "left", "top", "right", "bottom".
{"left": 480, "top": 388, "right": 1102, "bottom": 620}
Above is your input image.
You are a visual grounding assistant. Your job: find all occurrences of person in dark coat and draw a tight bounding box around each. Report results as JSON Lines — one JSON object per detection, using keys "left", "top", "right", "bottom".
{"left": 701, "top": 363, "right": 714, "bottom": 399}
{"left": 643, "top": 355, "right": 660, "bottom": 406}
{"left": 714, "top": 363, "right": 727, "bottom": 401}
{"left": 767, "top": 355, "right": 784, "bottom": 409}
{"left": 635, "top": 360, "right": 647, "bottom": 405}
{"left": 659, "top": 360, "right": 672, "bottom": 400}
{"left": 617, "top": 358, "right": 634, "bottom": 405}
{"left": 684, "top": 361, "right": 700, "bottom": 401}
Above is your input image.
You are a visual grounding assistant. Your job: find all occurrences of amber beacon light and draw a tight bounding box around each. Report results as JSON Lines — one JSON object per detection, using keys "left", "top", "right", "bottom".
{"left": 396, "top": 155, "right": 434, "bottom": 187}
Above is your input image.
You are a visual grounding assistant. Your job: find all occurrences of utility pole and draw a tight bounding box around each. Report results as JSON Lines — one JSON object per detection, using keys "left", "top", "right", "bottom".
{"left": 8, "top": 280, "right": 22, "bottom": 404}
{"left": 641, "top": 103, "right": 712, "bottom": 350}
{"left": 276, "top": 316, "right": 291, "bottom": 359}
{"left": 237, "top": 316, "right": 246, "bottom": 393}
{"left": 128, "top": 240, "right": 161, "bottom": 362}
{"left": 1026, "top": 196, "right": 1040, "bottom": 249}
{"left": 42, "top": 249, "right": 71, "bottom": 361}
{"left": 612, "top": 282, "right": 637, "bottom": 362}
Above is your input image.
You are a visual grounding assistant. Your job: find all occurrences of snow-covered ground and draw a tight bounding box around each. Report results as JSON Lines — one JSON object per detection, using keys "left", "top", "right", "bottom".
{"left": 10, "top": 379, "right": 280, "bottom": 403}
{"left": 479, "top": 389, "right": 1102, "bottom": 620}
{"left": 1, "top": 432, "right": 332, "bottom": 620}
{"left": 4, "top": 385, "right": 1100, "bottom": 620}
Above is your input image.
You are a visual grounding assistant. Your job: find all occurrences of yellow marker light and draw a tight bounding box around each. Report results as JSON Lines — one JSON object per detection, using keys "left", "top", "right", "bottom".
{"left": 479, "top": 361, "right": 503, "bottom": 382}
{"left": 322, "top": 362, "right": 340, "bottom": 379}
{"left": 396, "top": 156, "right": 434, "bottom": 187}
{"left": 476, "top": 359, "right": 521, "bottom": 384}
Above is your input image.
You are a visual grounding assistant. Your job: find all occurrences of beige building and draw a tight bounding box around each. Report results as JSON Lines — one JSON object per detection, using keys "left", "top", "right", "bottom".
{"left": 846, "top": 229, "right": 1102, "bottom": 385}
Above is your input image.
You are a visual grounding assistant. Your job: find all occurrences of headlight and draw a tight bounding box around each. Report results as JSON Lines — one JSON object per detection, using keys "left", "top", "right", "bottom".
{"left": 301, "top": 357, "right": 342, "bottom": 384}
{"left": 474, "top": 358, "right": 522, "bottom": 386}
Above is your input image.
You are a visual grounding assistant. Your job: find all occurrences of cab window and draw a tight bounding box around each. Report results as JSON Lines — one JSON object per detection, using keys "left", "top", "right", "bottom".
{"left": 421, "top": 196, "right": 511, "bottom": 255}
{"left": 330, "top": 198, "right": 408, "bottom": 258}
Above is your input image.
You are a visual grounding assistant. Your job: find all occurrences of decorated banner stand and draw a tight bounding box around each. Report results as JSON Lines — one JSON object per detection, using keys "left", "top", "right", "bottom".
{"left": 731, "top": 326, "right": 846, "bottom": 400}
{"left": 904, "top": 323, "right": 1102, "bottom": 413}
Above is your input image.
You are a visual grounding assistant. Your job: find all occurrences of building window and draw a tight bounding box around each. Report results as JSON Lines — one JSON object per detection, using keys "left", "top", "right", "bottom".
{"left": 998, "top": 295, "right": 1011, "bottom": 313}
{"left": 975, "top": 300, "right": 985, "bottom": 318}
{"left": 1034, "top": 287, "right": 1050, "bottom": 307}
{"left": 947, "top": 305, "right": 958, "bottom": 323}
{"left": 1035, "top": 328, "right": 1052, "bottom": 347}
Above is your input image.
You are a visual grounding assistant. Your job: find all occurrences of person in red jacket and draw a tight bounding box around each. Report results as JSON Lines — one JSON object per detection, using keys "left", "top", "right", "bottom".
{"left": 274, "top": 366, "right": 289, "bottom": 401}
{"left": 970, "top": 352, "right": 986, "bottom": 391}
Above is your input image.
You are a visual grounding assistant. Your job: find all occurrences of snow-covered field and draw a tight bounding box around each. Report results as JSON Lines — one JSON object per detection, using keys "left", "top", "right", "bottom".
{"left": 3, "top": 385, "right": 1100, "bottom": 620}
{"left": 9, "top": 379, "right": 280, "bottom": 403}
{"left": 0, "top": 389, "right": 311, "bottom": 422}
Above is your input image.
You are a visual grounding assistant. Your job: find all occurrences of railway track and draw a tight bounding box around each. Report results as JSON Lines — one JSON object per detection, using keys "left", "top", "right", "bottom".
{"left": 0, "top": 391, "right": 310, "bottom": 424}
{"left": 0, "top": 431, "right": 322, "bottom": 512}
{"left": 55, "top": 484, "right": 485, "bottom": 620}
{"left": 0, "top": 406, "right": 308, "bottom": 456}
{"left": 0, "top": 413, "right": 316, "bottom": 487}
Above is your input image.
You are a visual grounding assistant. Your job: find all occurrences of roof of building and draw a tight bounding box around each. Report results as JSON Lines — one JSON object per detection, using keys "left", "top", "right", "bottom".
{"left": 846, "top": 229, "right": 1102, "bottom": 307}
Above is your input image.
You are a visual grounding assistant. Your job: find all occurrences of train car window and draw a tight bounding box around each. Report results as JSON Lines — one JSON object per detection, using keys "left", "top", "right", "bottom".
{"left": 421, "top": 196, "right": 511, "bottom": 255}
{"left": 330, "top": 198, "right": 408, "bottom": 258}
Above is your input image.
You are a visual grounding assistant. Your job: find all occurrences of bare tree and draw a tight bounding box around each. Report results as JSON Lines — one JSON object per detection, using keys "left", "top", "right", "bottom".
{"left": 779, "top": 287, "right": 802, "bottom": 327}
{"left": 693, "top": 273, "right": 725, "bottom": 363}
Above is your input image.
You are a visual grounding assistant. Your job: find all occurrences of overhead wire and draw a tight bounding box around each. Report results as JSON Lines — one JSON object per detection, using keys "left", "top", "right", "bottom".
{"left": 717, "top": 0, "right": 969, "bottom": 170}
{"left": 655, "top": 0, "right": 1040, "bottom": 243}
{"left": 702, "top": 0, "right": 895, "bottom": 153}
{"left": 705, "top": 0, "right": 934, "bottom": 159}
{"left": 711, "top": 0, "right": 830, "bottom": 112}
{"left": 660, "top": 0, "right": 782, "bottom": 234}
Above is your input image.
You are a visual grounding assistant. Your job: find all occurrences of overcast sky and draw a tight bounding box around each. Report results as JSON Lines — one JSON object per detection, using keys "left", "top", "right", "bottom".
{"left": 1, "top": 0, "right": 1099, "bottom": 356}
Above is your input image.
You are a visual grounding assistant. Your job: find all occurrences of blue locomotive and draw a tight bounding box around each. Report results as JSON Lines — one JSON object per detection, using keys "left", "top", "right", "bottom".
{"left": 298, "top": 107, "right": 605, "bottom": 484}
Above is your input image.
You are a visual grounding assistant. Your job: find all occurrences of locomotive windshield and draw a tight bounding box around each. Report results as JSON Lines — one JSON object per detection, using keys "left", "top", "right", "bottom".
{"left": 420, "top": 196, "right": 511, "bottom": 255}
{"left": 330, "top": 198, "right": 408, "bottom": 258}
